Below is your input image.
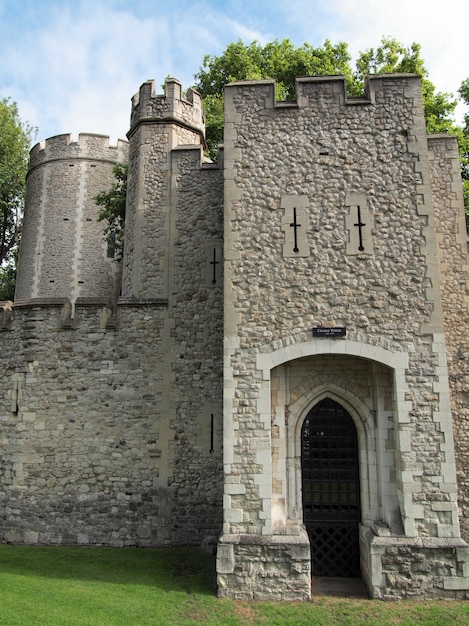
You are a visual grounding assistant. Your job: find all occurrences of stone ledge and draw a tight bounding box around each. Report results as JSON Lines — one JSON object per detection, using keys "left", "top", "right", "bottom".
{"left": 12, "top": 298, "right": 70, "bottom": 308}
{"left": 117, "top": 297, "right": 168, "bottom": 307}
{"left": 443, "top": 576, "right": 469, "bottom": 590}
{"left": 75, "top": 298, "right": 109, "bottom": 307}
{"left": 218, "top": 532, "right": 310, "bottom": 546}
{"left": 370, "top": 535, "right": 469, "bottom": 549}
{"left": 365, "top": 531, "right": 469, "bottom": 599}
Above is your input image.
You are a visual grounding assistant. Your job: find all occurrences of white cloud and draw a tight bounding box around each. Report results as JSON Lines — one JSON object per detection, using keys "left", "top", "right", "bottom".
{"left": 1, "top": 0, "right": 467, "bottom": 141}
{"left": 2, "top": 1, "right": 172, "bottom": 141}
{"left": 269, "top": 0, "right": 468, "bottom": 123}
{"left": 322, "top": 0, "right": 468, "bottom": 117}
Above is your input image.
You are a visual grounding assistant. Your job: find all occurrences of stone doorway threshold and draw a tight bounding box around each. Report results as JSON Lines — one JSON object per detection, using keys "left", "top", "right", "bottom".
{"left": 311, "top": 577, "right": 368, "bottom": 598}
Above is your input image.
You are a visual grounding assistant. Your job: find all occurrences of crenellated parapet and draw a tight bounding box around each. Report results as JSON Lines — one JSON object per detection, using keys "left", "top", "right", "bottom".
{"left": 225, "top": 72, "right": 422, "bottom": 113}
{"left": 29, "top": 133, "right": 128, "bottom": 171}
{"left": 129, "top": 77, "right": 205, "bottom": 141}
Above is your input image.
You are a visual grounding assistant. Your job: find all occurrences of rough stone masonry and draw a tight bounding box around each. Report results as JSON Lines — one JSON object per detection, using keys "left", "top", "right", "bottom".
{"left": 1, "top": 73, "right": 469, "bottom": 600}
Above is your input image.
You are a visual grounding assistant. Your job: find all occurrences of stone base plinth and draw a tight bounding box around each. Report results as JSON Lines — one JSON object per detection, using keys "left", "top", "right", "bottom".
{"left": 361, "top": 526, "right": 469, "bottom": 600}
{"left": 217, "top": 531, "right": 311, "bottom": 601}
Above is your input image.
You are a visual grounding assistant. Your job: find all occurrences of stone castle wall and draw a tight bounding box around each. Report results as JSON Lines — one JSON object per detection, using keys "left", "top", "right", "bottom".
{"left": 429, "top": 134, "right": 469, "bottom": 540}
{"left": 130, "top": 79, "right": 205, "bottom": 138}
{"left": 223, "top": 74, "right": 458, "bottom": 535}
{"left": 122, "top": 78, "right": 207, "bottom": 299}
{"left": 0, "top": 299, "right": 223, "bottom": 546}
{"left": 1, "top": 73, "right": 468, "bottom": 600}
{"left": 219, "top": 74, "right": 469, "bottom": 598}
{"left": 0, "top": 79, "right": 225, "bottom": 547}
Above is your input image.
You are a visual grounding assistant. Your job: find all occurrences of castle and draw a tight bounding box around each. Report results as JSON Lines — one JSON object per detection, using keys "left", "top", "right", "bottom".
{"left": 1, "top": 73, "right": 469, "bottom": 600}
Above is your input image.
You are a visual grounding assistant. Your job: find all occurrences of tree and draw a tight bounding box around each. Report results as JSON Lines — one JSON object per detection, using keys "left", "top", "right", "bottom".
{"left": 97, "top": 38, "right": 466, "bottom": 243}
{"left": 354, "top": 38, "right": 458, "bottom": 134}
{"left": 0, "top": 97, "right": 35, "bottom": 300}
{"left": 0, "top": 253, "right": 17, "bottom": 300}
{"left": 94, "top": 162, "right": 127, "bottom": 260}
{"left": 458, "top": 78, "right": 469, "bottom": 222}
{"left": 194, "top": 37, "right": 459, "bottom": 157}
{"left": 195, "top": 39, "right": 354, "bottom": 158}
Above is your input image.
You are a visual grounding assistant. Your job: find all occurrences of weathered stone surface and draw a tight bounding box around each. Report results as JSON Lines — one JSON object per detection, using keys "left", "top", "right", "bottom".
{"left": 16, "top": 134, "right": 128, "bottom": 304}
{"left": 365, "top": 533, "right": 469, "bottom": 599}
{"left": 1, "top": 80, "right": 224, "bottom": 548}
{"left": 217, "top": 532, "right": 311, "bottom": 601}
{"left": 0, "top": 301, "right": 223, "bottom": 547}
{"left": 220, "top": 74, "right": 469, "bottom": 599}
{"left": 1, "top": 74, "right": 468, "bottom": 601}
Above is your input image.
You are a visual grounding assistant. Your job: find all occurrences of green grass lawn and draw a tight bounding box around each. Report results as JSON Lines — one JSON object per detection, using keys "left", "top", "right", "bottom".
{"left": 0, "top": 545, "right": 468, "bottom": 625}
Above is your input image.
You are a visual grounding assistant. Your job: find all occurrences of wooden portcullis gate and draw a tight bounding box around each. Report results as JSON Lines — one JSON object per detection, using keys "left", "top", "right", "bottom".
{"left": 301, "top": 398, "right": 361, "bottom": 578}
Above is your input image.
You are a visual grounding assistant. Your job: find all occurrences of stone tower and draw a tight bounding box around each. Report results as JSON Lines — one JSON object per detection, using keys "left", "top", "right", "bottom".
{"left": 15, "top": 133, "right": 128, "bottom": 305}
{"left": 122, "top": 78, "right": 207, "bottom": 299}
{"left": 217, "top": 75, "right": 469, "bottom": 600}
{"left": 0, "top": 78, "right": 224, "bottom": 551}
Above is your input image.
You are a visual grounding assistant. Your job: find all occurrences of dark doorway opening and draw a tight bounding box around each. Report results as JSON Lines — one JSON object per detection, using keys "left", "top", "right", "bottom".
{"left": 301, "top": 398, "right": 361, "bottom": 578}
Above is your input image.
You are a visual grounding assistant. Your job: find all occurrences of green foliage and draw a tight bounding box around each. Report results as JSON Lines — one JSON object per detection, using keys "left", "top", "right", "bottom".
{"left": 1, "top": 545, "right": 469, "bottom": 626}
{"left": 0, "top": 257, "right": 17, "bottom": 300}
{"left": 354, "top": 38, "right": 458, "bottom": 133}
{"left": 194, "top": 37, "right": 459, "bottom": 158}
{"left": 458, "top": 78, "right": 469, "bottom": 225}
{"left": 201, "top": 93, "right": 224, "bottom": 162}
{"left": 195, "top": 38, "right": 354, "bottom": 156}
{"left": 0, "top": 97, "right": 35, "bottom": 274}
{"left": 460, "top": 78, "right": 469, "bottom": 127}
{"left": 354, "top": 38, "right": 427, "bottom": 77}
{"left": 196, "top": 38, "right": 353, "bottom": 98}
{"left": 94, "top": 162, "right": 127, "bottom": 260}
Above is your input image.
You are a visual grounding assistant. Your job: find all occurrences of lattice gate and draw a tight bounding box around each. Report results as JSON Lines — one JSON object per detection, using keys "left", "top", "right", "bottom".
{"left": 301, "top": 398, "right": 361, "bottom": 578}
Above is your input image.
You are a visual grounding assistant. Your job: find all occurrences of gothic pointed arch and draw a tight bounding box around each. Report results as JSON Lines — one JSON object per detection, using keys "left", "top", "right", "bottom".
{"left": 301, "top": 397, "right": 361, "bottom": 577}
{"left": 268, "top": 348, "right": 404, "bottom": 539}
{"left": 284, "top": 380, "right": 379, "bottom": 531}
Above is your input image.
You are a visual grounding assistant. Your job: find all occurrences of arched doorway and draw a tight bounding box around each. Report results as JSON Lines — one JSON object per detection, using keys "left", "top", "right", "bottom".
{"left": 301, "top": 398, "right": 361, "bottom": 577}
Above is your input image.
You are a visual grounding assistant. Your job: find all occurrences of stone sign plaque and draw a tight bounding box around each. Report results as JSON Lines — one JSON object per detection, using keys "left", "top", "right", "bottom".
{"left": 312, "top": 327, "right": 346, "bottom": 338}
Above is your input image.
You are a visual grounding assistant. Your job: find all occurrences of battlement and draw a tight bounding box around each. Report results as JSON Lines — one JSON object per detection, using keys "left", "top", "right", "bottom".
{"left": 129, "top": 77, "right": 205, "bottom": 138}
{"left": 29, "top": 133, "right": 128, "bottom": 170}
{"left": 226, "top": 72, "right": 422, "bottom": 112}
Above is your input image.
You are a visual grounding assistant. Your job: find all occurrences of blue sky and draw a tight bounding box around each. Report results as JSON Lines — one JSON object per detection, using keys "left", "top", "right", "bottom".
{"left": 1, "top": 0, "right": 468, "bottom": 144}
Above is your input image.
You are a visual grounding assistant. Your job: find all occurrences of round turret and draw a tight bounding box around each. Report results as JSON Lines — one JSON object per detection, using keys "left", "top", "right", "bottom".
{"left": 15, "top": 133, "right": 128, "bottom": 304}
{"left": 128, "top": 77, "right": 205, "bottom": 141}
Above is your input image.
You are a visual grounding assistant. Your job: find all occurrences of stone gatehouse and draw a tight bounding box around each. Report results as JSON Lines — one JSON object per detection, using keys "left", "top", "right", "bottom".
{"left": 1, "top": 73, "right": 469, "bottom": 600}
